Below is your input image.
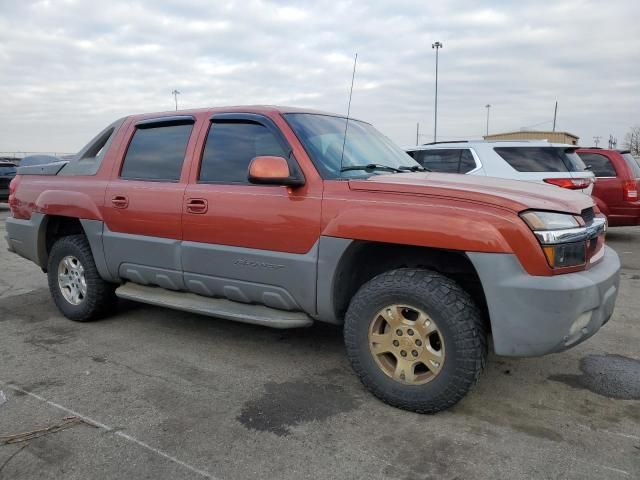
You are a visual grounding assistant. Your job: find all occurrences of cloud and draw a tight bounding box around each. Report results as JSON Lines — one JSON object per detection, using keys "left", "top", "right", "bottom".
{"left": 0, "top": 0, "right": 638, "bottom": 153}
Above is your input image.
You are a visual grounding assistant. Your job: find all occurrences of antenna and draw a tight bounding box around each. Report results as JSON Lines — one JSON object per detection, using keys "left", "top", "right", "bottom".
{"left": 339, "top": 53, "right": 358, "bottom": 171}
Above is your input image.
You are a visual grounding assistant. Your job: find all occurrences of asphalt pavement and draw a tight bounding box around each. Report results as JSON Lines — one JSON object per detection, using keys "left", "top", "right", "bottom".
{"left": 0, "top": 204, "right": 638, "bottom": 480}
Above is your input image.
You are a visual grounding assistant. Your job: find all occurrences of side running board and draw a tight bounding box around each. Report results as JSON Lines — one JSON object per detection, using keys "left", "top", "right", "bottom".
{"left": 115, "top": 283, "right": 314, "bottom": 329}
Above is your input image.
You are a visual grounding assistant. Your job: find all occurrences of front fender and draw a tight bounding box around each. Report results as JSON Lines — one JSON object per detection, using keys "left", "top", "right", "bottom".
{"left": 321, "top": 198, "right": 553, "bottom": 276}
{"left": 323, "top": 201, "right": 514, "bottom": 252}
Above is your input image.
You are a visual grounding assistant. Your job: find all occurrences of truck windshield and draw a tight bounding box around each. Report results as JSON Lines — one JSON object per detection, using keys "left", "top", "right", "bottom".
{"left": 284, "top": 113, "right": 419, "bottom": 179}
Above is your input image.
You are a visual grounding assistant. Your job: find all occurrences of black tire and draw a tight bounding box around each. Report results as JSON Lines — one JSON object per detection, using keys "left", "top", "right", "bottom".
{"left": 344, "top": 268, "right": 487, "bottom": 413}
{"left": 47, "top": 234, "right": 116, "bottom": 322}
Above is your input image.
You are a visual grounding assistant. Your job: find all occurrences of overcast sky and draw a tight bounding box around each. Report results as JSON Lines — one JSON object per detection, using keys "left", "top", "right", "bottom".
{"left": 1, "top": 0, "right": 639, "bottom": 153}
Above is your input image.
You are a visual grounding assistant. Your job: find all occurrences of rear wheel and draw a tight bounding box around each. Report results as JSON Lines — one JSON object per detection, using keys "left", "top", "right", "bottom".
{"left": 47, "top": 235, "right": 116, "bottom": 321}
{"left": 344, "top": 268, "right": 487, "bottom": 413}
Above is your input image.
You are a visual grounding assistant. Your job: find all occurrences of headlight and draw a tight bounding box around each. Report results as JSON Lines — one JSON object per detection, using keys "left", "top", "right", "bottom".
{"left": 520, "top": 210, "right": 590, "bottom": 268}
{"left": 520, "top": 211, "right": 580, "bottom": 230}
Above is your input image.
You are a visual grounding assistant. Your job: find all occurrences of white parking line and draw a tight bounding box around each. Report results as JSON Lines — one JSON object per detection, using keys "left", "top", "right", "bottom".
{"left": 0, "top": 381, "right": 220, "bottom": 480}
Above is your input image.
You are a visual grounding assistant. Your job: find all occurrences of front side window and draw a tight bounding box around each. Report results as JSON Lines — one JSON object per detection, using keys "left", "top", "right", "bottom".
{"left": 285, "top": 113, "right": 419, "bottom": 179}
{"left": 120, "top": 123, "right": 193, "bottom": 181}
{"left": 495, "top": 147, "right": 587, "bottom": 173}
{"left": 410, "top": 149, "right": 476, "bottom": 173}
{"left": 199, "top": 121, "right": 288, "bottom": 183}
{"left": 577, "top": 152, "right": 617, "bottom": 177}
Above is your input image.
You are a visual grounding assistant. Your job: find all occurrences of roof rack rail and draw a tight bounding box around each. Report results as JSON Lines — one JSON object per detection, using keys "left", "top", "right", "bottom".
{"left": 421, "top": 140, "right": 470, "bottom": 145}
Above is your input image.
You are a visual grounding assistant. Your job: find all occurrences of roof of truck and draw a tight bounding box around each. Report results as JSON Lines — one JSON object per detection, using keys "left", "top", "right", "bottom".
{"left": 126, "top": 105, "right": 356, "bottom": 122}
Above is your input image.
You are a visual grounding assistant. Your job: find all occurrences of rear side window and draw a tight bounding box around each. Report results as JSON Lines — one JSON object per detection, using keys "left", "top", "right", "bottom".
{"left": 494, "top": 147, "right": 586, "bottom": 172}
{"left": 120, "top": 123, "right": 193, "bottom": 181}
{"left": 622, "top": 153, "right": 640, "bottom": 178}
{"left": 577, "top": 152, "right": 617, "bottom": 177}
{"left": 59, "top": 120, "right": 124, "bottom": 176}
{"left": 409, "top": 149, "right": 476, "bottom": 173}
{"left": 199, "top": 121, "right": 288, "bottom": 183}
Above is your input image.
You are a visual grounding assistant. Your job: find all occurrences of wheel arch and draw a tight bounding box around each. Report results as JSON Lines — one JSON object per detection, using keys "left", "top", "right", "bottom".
{"left": 38, "top": 215, "right": 115, "bottom": 282}
{"left": 317, "top": 238, "right": 489, "bottom": 329}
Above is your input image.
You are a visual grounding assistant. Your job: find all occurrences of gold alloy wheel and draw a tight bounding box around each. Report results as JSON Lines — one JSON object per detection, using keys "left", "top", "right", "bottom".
{"left": 368, "top": 304, "right": 445, "bottom": 385}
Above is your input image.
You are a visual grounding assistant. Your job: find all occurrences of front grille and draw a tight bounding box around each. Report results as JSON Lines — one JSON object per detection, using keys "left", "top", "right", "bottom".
{"left": 581, "top": 207, "right": 595, "bottom": 225}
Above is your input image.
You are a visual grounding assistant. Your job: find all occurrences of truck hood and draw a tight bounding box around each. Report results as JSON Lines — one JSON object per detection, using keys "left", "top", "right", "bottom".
{"left": 348, "top": 173, "right": 594, "bottom": 214}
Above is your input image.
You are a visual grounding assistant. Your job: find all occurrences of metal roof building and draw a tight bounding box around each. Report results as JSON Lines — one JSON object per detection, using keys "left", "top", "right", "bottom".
{"left": 483, "top": 130, "right": 579, "bottom": 145}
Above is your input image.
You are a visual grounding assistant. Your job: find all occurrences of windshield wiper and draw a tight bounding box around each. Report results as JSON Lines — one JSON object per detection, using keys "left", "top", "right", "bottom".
{"left": 398, "top": 165, "right": 429, "bottom": 172}
{"left": 340, "top": 163, "right": 403, "bottom": 173}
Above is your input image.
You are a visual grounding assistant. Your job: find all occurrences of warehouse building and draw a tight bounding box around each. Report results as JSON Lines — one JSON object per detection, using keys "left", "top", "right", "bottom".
{"left": 483, "top": 130, "right": 579, "bottom": 145}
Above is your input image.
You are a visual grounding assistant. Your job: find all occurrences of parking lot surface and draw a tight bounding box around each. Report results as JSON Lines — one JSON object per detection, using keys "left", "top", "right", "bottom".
{"left": 0, "top": 204, "right": 638, "bottom": 480}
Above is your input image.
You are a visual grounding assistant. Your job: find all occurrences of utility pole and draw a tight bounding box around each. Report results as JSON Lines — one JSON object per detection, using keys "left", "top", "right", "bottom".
{"left": 432, "top": 41, "right": 443, "bottom": 142}
{"left": 416, "top": 122, "right": 420, "bottom": 145}
{"left": 485, "top": 104, "right": 491, "bottom": 136}
{"left": 593, "top": 136, "right": 601, "bottom": 147}
{"left": 172, "top": 89, "right": 181, "bottom": 111}
{"left": 552, "top": 101, "right": 558, "bottom": 132}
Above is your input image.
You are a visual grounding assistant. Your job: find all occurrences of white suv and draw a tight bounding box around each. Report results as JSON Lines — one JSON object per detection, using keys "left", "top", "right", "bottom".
{"left": 405, "top": 140, "right": 595, "bottom": 194}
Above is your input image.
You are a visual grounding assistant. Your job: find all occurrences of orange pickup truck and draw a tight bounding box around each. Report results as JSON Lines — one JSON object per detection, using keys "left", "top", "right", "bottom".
{"left": 5, "top": 106, "right": 620, "bottom": 413}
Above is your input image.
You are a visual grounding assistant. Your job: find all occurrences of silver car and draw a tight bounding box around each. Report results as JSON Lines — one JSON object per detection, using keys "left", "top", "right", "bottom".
{"left": 405, "top": 140, "right": 595, "bottom": 195}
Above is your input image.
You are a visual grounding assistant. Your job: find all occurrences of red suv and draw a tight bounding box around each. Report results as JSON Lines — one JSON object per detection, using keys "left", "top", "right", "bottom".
{"left": 577, "top": 148, "right": 640, "bottom": 226}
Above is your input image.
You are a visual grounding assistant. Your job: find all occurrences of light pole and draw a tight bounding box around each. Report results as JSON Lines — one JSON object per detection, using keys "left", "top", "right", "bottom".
{"left": 432, "top": 41, "right": 443, "bottom": 142}
{"left": 485, "top": 104, "right": 491, "bottom": 136}
{"left": 172, "top": 89, "right": 181, "bottom": 111}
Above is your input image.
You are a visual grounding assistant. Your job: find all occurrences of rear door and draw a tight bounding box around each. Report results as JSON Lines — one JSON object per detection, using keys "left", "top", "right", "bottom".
{"left": 103, "top": 116, "right": 198, "bottom": 289}
{"left": 492, "top": 146, "right": 594, "bottom": 194}
{"left": 181, "top": 113, "right": 322, "bottom": 313}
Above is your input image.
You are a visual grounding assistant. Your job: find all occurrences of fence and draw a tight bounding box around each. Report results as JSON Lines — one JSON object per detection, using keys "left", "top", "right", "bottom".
{"left": 0, "top": 152, "right": 74, "bottom": 161}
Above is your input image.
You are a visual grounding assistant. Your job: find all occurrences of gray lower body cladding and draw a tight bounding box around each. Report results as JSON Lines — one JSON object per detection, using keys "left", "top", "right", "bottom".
{"left": 468, "top": 246, "right": 620, "bottom": 356}
{"left": 5, "top": 213, "right": 48, "bottom": 267}
{"left": 101, "top": 225, "right": 351, "bottom": 323}
{"left": 5, "top": 215, "right": 352, "bottom": 324}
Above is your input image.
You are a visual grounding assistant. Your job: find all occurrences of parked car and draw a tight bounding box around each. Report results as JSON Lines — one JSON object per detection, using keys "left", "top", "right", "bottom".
{"left": 6, "top": 107, "right": 619, "bottom": 413}
{"left": 0, "top": 161, "right": 18, "bottom": 202}
{"left": 406, "top": 140, "right": 595, "bottom": 194}
{"left": 577, "top": 148, "right": 640, "bottom": 226}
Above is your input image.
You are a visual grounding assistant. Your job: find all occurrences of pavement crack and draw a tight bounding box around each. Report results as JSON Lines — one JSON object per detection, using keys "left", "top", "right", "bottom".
{"left": 0, "top": 444, "right": 28, "bottom": 475}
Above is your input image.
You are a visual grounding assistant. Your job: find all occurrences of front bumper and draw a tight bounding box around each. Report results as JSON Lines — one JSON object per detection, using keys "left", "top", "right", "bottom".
{"left": 468, "top": 246, "right": 620, "bottom": 356}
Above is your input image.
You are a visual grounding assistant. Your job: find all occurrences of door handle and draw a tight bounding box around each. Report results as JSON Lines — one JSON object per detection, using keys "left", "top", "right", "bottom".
{"left": 186, "top": 198, "right": 208, "bottom": 214}
{"left": 111, "top": 195, "right": 129, "bottom": 209}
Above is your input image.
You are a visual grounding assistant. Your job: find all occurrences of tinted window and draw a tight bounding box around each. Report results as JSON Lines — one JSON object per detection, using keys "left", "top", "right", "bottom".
{"left": 410, "top": 149, "right": 476, "bottom": 173}
{"left": 577, "top": 152, "right": 617, "bottom": 177}
{"left": 494, "top": 147, "right": 585, "bottom": 172}
{"left": 0, "top": 164, "right": 17, "bottom": 175}
{"left": 199, "top": 122, "right": 288, "bottom": 183}
{"left": 120, "top": 124, "right": 193, "bottom": 181}
{"left": 622, "top": 153, "right": 640, "bottom": 178}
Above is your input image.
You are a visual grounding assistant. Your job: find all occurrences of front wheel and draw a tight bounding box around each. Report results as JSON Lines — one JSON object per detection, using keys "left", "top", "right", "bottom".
{"left": 343, "top": 268, "right": 487, "bottom": 413}
{"left": 47, "top": 234, "right": 116, "bottom": 322}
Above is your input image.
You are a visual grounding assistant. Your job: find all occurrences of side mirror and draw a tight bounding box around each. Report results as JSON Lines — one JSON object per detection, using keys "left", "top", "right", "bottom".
{"left": 248, "top": 156, "right": 305, "bottom": 187}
